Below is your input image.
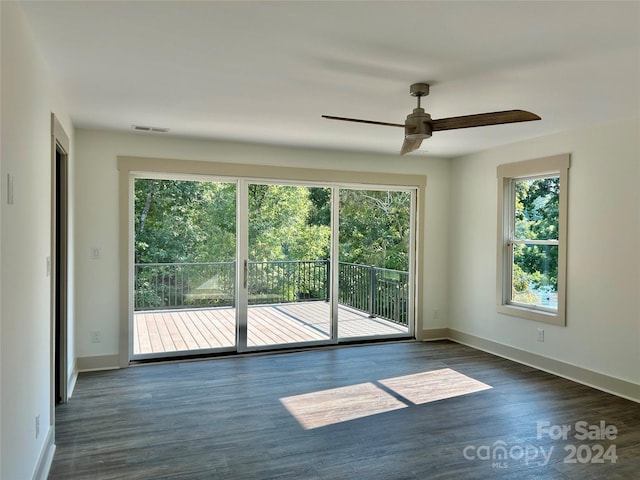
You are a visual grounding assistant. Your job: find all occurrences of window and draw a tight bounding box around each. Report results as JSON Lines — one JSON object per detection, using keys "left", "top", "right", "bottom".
{"left": 497, "top": 154, "right": 570, "bottom": 325}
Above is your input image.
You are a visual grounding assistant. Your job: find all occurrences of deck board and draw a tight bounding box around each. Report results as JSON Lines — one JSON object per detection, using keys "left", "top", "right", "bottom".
{"left": 163, "top": 313, "right": 187, "bottom": 351}
{"left": 133, "top": 302, "right": 409, "bottom": 355}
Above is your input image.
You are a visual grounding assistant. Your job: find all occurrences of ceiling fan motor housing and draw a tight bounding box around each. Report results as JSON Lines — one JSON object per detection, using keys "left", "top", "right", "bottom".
{"left": 405, "top": 107, "right": 432, "bottom": 139}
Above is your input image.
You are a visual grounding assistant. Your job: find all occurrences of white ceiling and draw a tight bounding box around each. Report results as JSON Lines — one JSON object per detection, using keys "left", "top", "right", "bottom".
{"left": 19, "top": 1, "right": 640, "bottom": 158}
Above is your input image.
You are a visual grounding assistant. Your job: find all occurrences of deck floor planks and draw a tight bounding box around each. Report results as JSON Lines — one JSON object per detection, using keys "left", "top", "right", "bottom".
{"left": 134, "top": 302, "right": 409, "bottom": 355}
{"left": 134, "top": 313, "right": 150, "bottom": 354}
{"left": 248, "top": 307, "right": 300, "bottom": 344}
{"left": 193, "top": 309, "right": 235, "bottom": 347}
{"left": 206, "top": 307, "right": 237, "bottom": 345}
{"left": 186, "top": 310, "right": 223, "bottom": 349}
{"left": 146, "top": 315, "right": 165, "bottom": 352}
{"left": 154, "top": 312, "right": 177, "bottom": 352}
{"left": 180, "top": 310, "right": 211, "bottom": 349}
{"left": 249, "top": 305, "right": 329, "bottom": 344}
{"left": 163, "top": 312, "right": 188, "bottom": 352}
{"left": 171, "top": 311, "right": 203, "bottom": 351}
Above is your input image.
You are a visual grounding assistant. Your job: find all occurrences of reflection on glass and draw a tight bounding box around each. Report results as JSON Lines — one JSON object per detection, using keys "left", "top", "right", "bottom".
{"left": 512, "top": 244, "right": 558, "bottom": 309}
{"left": 514, "top": 176, "right": 559, "bottom": 241}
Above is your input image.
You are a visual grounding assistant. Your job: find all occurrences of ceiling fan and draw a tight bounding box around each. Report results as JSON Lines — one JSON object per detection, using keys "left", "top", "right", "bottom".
{"left": 322, "top": 83, "right": 541, "bottom": 155}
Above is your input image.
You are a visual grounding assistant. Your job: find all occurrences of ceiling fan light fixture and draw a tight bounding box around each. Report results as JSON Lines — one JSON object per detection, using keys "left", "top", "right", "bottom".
{"left": 400, "top": 136, "right": 424, "bottom": 155}
{"left": 405, "top": 107, "right": 432, "bottom": 139}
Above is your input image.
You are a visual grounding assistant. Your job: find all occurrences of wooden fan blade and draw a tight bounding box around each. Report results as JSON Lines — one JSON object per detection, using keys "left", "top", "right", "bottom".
{"left": 400, "top": 137, "right": 423, "bottom": 155}
{"left": 431, "top": 110, "right": 541, "bottom": 131}
{"left": 322, "top": 115, "right": 405, "bottom": 128}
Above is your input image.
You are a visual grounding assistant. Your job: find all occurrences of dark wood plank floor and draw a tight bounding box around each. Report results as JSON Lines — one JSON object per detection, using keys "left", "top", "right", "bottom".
{"left": 49, "top": 341, "right": 640, "bottom": 479}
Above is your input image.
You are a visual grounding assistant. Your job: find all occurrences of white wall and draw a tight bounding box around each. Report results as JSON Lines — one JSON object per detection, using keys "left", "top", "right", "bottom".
{"left": 0, "top": 3, "right": 74, "bottom": 479}
{"left": 449, "top": 118, "right": 640, "bottom": 386}
{"left": 74, "top": 129, "right": 451, "bottom": 361}
{"left": 0, "top": 4, "right": 3, "bottom": 475}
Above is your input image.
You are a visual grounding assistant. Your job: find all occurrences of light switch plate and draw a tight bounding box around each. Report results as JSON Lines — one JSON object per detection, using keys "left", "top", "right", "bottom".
{"left": 7, "top": 174, "right": 14, "bottom": 205}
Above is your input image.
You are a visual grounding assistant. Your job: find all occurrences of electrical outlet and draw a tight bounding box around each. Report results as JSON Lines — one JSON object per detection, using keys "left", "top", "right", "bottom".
{"left": 537, "top": 328, "right": 544, "bottom": 342}
{"left": 35, "top": 414, "right": 40, "bottom": 439}
{"left": 91, "top": 247, "right": 101, "bottom": 260}
{"left": 90, "top": 330, "right": 102, "bottom": 343}
{"left": 433, "top": 308, "right": 440, "bottom": 320}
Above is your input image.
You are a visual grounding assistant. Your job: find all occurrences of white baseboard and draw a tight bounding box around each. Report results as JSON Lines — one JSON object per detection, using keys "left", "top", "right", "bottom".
{"left": 32, "top": 427, "right": 55, "bottom": 480}
{"left": 77, "top": 354, "right": 120, "bottom": 372}
{"left": 421, "top": 327, "right": 450, "bottom": 341}
{"left": 422, "top": 328, "right": 640, "bottom": 403}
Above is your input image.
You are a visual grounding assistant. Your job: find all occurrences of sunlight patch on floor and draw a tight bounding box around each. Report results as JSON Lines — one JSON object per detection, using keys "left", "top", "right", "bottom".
{"left": 280, "top": 382, "right": 407, "bottom": 430}
{"left": 379, "top": 368, "right": 492, "bottom": 405}
{"left": 280, "top": 368, "right": 492, "bottom": 430}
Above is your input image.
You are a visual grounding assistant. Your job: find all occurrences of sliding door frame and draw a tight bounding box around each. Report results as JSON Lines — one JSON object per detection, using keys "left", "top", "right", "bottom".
{"left": 336, "top": 185, "right": 417, "bottom": 342}
{"left": 238, "top": 178, "right": 339, "bottom": 353}
{"left": 128, "top": 172, "right": 240, "bottom": 361}
{"left": 118, "top": 156, "right": 426, "bottom": 367}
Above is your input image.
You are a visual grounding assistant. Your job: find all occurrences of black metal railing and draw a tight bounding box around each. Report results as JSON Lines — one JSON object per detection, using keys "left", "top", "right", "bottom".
{"left": 338, "top": 262, "right": 409, "bottom": 325}
{"left": 135, "top": 262, "right": 236, "bottom": 310}
{"left": 247, "top": 260, "right": 330, "bottom": 305}
{"left": 134, "top": 260, "right": 409, "bottom": 325}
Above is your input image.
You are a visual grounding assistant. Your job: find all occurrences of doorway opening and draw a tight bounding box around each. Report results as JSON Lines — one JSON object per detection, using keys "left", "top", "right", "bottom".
{"left": 51, "top": 114, "right": 69, "bottom": 405}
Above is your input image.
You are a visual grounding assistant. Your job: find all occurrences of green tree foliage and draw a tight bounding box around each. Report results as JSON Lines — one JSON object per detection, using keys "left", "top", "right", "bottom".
{"left": 135, "top": 180, "right": 333, "bottom": 264}
{"left": 513, "top": 176, "right": 559, "bottom": 296}
{"left": 339, "top": 189, "right": 410, "bottom": 271}
{"left": 248, "top": 184, "right": 330, "bottom": 261}
{"left": 135, "top": 180, "right": 236, "bottom": 264}
{"left": 134, "top": 180, "right": 411, "bottom": 308}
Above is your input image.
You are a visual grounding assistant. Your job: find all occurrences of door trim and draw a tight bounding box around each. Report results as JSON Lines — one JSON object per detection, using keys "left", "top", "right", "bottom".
{"left": 118, "top": 156, "right": 426, "bottom": 366}
{"left": 51, "top": 113, "right": 69, "bottom": 411}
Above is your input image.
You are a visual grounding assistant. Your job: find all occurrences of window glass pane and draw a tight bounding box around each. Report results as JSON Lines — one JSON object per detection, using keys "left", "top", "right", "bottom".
{"left": 338, "top": 189, "right": 411, "bottom": 337}
{"left": 512, "top": 244, "right": 558, "bottom": 309}
{"left": 247, "top": 184, "right": 332, "bottom": 347}
{"left": 133, "top": 178, "right": 238, "bottom": 354}
{"left": 514, "top": 176, "right": 559, "bottom": 241}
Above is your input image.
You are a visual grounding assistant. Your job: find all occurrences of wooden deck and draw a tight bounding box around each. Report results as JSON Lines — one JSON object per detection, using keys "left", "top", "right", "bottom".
{"left": 134, "top": 302, "right": 409, "bottom": 355}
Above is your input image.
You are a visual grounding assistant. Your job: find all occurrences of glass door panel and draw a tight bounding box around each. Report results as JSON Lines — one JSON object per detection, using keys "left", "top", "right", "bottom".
{"left": 132, "top": 178, "right": 237, "bottom": 358}
{"left": 338, "top": 188, "right": 413, "bottom": 340}
{"left": 246, "top": 184, "right": 333, "bottom": 348}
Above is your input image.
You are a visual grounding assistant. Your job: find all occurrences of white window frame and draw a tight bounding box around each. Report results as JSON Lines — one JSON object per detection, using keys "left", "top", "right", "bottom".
{"left": 496, "top": 154, "right": 570, "bottom": 326}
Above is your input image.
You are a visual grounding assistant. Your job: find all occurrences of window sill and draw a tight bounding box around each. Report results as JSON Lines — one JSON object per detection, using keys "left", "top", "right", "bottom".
{"left": 497, "top": 303, "right": 565, "bottom": 326}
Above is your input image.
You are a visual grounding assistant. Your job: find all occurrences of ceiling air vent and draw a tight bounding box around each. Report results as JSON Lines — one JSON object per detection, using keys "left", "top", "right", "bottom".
{"left": 132, "top": 125, "right": 170, "bottom": 133}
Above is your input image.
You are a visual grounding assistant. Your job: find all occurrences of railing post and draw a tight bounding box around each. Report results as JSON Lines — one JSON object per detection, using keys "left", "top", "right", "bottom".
{"left": 368, "top": 265, "right": 375, "bottom": 318}
{"left": 325, "top": 260, "right": 330, "bottom": 302}
{"left": 134, "top": 264, "right": 139, "bottom": 310}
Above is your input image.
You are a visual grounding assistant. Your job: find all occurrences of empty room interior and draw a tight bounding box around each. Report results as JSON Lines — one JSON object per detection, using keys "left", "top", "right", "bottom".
{"left": 1, "top": 1, "right": 639, "bottom": 479}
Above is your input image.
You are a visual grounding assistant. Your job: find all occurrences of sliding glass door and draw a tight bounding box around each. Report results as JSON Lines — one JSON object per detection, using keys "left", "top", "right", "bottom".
{"left": 130, "top": 175, "right": 415, "bottom": 360}
{"left": 337, "top": 188, "right": 413, "bottom": 340}
{"left": 132, "top": 177, "right": 237, "bottom": 358}
{"left": 244, "top": 183, "right": 333, "bottom": 348}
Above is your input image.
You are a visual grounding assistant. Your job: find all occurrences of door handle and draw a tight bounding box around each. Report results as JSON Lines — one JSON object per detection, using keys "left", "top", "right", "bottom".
{"left": 243, "top": 259, "right": 248, "bottom": 289}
